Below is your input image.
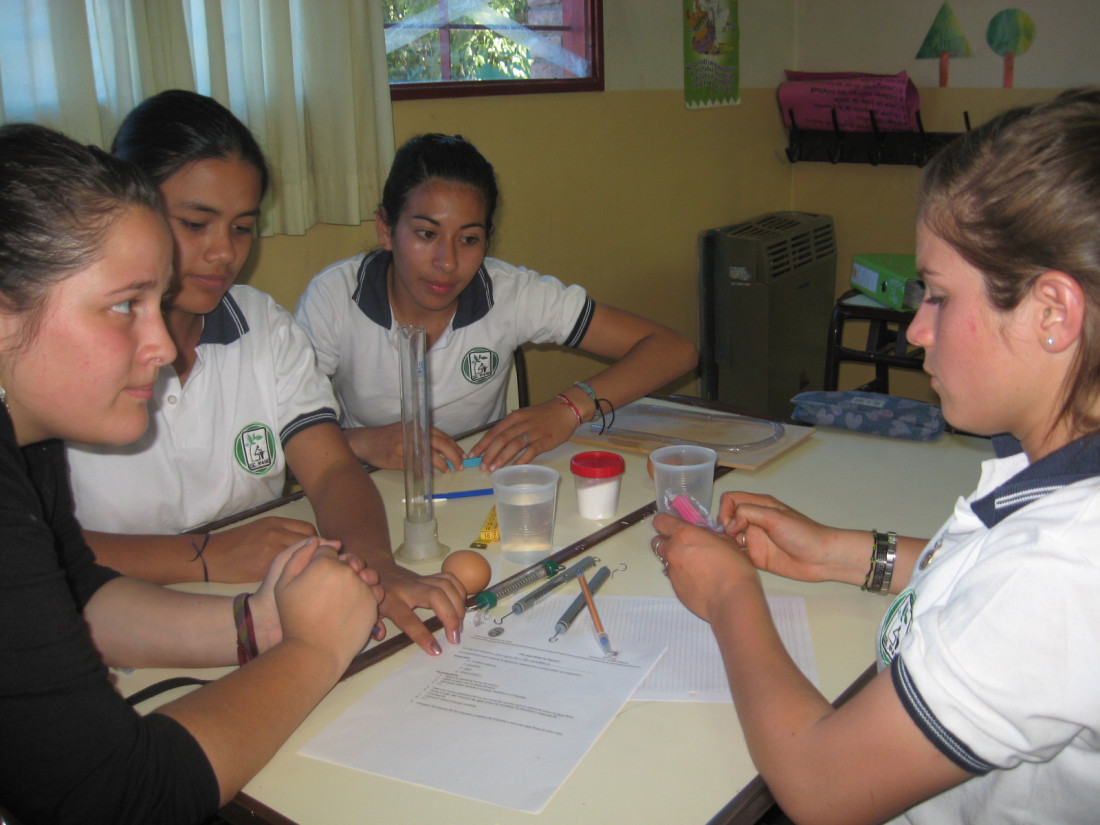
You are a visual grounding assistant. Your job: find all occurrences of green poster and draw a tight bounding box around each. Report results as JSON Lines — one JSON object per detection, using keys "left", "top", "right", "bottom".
{"left": 684, "top": 0, "right": 740, "bottom": 108}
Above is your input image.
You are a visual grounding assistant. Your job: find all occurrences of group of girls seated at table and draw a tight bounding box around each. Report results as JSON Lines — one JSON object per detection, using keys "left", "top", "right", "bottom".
{"left": 66, "top": 89, "right": 695, "bottom": 626}
{"left": 0, "top": 89, "right": 694, "bottom": 823}
{"left": 3, "top": 85, "right": 1098, "bottom": 824}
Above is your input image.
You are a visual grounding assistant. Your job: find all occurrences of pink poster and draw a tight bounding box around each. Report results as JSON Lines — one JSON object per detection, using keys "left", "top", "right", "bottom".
{"left": 778, "top": 71, "right": 920, "bottom": 132}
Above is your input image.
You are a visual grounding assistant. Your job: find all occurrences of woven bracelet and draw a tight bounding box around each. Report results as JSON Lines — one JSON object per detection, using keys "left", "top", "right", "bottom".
{"left": 233, "top": 592, "right": 259, "bottom": 665}
{"left": 860, "top": 530, "right": 876, "bottom": 591}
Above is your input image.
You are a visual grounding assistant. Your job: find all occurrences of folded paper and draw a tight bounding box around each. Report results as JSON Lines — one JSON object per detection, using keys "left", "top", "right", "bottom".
{"left": 779, "top": 70, "right": 920, "bottom": 132}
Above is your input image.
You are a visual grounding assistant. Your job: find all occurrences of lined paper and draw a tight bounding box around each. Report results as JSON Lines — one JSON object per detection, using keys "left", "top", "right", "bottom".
{"left": 512, "top": 593, "right": 817, "bottom": 702}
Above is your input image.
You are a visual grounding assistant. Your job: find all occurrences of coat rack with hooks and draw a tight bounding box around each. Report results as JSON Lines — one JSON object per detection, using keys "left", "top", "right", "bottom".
{"left": 784, "top": 109, "right": 969, "bottom": 167}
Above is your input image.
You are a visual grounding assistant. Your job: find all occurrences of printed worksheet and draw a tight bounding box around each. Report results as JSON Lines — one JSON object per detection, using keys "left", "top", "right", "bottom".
{"left": 300, "top": 594, "right": 816, "bottom": 810}
{"left": 300, "top": 613, "right": 665, "bottom": 813}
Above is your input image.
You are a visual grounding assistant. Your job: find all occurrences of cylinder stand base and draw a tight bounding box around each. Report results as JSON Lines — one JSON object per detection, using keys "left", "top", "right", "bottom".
{"left": 395, "top": 518, "right": 450, "bottom": 563}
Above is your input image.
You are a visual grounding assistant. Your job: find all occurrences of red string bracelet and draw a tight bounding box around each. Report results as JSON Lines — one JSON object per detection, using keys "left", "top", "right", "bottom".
{"left": 555, "top": 393, "right": 583, "bottom": 425}
{"left": 233, "top": 592, "right": 259, "bottom": 665}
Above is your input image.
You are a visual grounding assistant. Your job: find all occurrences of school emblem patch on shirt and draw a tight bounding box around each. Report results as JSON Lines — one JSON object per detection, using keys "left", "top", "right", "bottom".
{"left": 877, "top": 588, "right": 915, "bottom": 669}
{"left": 461, "top": 347, "right": 499, "bottom": 384}
{"left": 234, "top": 422, "right": 277, "bottom": 475}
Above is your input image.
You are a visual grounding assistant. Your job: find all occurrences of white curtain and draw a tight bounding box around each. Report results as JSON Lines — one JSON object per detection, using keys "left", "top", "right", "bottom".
{"left": 0, "top": 0, "right": 394, "bottom": 236}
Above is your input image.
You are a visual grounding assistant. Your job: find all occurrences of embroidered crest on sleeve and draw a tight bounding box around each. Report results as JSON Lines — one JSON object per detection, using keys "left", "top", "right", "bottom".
{"left": 461, "top": 348, "right": 499, "bottom": 384}
{"left": 878, "top": 588, "right": 916, "bottom": 669}
{"left": 234, "top": 422, "right": 277, "bottom": 475}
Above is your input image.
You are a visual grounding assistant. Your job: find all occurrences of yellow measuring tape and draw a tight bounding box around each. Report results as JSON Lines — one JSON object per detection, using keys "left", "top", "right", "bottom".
{"left": 470, "top": 506, "right": 499, "bottom": 549}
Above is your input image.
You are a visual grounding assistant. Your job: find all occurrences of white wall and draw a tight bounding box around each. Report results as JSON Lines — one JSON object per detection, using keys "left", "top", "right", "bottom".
{"left": 603, "top": 0, "right": 1099, "bottom": 92}
{"left": 795, "top": 0, "right": 1100, "bottom": 89}
{"left": 603, "top": 0, "right": 795, "bottom": 90}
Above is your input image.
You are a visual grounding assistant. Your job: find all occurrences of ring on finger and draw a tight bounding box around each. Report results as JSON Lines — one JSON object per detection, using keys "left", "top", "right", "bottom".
{"left": 518, "top": 432, "right": 530, "bottom": 446}
{"left": 652, "top": 537, "right": 664, "bottom": 560}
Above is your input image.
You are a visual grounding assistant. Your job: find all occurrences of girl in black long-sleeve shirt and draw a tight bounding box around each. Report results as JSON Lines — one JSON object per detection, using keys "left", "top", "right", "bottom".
{"left": 0, "top": 124, "right": 380, "bottom": 824}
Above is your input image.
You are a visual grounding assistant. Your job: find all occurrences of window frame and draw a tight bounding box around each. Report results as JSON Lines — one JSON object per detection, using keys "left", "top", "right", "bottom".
{"left": 386, "top": 0, "right": 603, "bottom": 101}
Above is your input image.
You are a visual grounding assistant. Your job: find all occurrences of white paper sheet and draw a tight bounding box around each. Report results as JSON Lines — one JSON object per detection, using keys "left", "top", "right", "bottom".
{"left": 508, "top": 593, "right": 817, "bottom": 702}
{"left": 299, "top": 594, "right": 816, "bottom": 811}
{"left": 300, "top": 611, "right": 666, "bottom": 813}
{"left": 613, "top": 594, "right": 820, "bottom": 701}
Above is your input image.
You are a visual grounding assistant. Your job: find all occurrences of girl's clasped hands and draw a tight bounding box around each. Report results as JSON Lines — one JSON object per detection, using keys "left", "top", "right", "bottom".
{"left": 249, "top": 536, "right": 387, "bottom": 660}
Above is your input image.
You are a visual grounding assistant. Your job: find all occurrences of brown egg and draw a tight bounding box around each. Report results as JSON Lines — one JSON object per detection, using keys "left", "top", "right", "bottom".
{"left": 647, "top": 457, "right": 655, "bottom": 479}
{"left": 441, "top": 549, "right": 492, "bottom": 593}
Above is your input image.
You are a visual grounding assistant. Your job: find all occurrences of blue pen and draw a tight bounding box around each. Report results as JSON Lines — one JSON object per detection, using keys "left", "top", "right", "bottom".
{"left": 431, "top": 487, "right": 493, "bottom": 501}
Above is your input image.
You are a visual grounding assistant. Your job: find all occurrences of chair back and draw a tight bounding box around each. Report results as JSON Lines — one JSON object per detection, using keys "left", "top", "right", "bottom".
{"left": 506, "top": 347, "right": 530, "bottom": 409}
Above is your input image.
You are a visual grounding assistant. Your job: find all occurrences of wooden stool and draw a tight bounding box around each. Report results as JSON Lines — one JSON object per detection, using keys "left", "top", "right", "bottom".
{"left": 824, "top": 290, "right": 925, "bottom": 393}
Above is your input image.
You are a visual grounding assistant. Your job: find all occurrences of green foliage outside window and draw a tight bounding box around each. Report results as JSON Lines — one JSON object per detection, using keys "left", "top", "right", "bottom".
{"left": 384, "top": 0, "right": 535, "bottom": 83}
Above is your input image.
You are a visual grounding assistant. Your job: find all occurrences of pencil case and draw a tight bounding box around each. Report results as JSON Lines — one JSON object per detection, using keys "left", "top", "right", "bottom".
{"left": 790, "top": 391, "right": 944, "bottom": 441}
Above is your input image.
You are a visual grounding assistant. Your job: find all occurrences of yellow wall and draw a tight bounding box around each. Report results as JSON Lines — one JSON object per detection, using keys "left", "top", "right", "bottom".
{"left": 239, "top": 0, "right": 1097, "bottom": 408}
{"left": 243, "top": 85, "right": 1062, "bottom": 406}
{"left": 245, "top": 87, "right": 790, "bottom": 403}
{"left": 791, "top": 87, "right": 1055, "bottom": 398}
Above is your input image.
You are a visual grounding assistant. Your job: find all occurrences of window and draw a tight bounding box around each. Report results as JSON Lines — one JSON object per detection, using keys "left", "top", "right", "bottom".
{"left": 383, "top": 0, "right": 603, "bottom": 99}
{"left": 0, "top": 1, "right": 393, "bottom": 236}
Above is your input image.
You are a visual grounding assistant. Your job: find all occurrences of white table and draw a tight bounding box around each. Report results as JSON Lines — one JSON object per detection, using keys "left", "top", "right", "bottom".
{"left": 118, "top": 415, "right": 994, "bottom": 825}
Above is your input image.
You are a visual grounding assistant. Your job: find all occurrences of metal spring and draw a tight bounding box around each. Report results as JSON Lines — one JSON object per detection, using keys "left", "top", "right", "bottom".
{"left": 488, "top": 566, "right": 556, "bottom": 599}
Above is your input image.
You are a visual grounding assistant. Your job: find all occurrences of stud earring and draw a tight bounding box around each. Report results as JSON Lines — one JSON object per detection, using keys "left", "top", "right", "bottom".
{"left": 1047, "top": 337, "right": 1055, "bottom": 347}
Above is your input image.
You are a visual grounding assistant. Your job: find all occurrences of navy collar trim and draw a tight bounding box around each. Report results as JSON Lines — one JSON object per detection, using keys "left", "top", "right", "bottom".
{"left": 971, "top": 432, "right": 1100, "bottom": 527}
{"left": 352, "top": 249, "right": 494, "bottom": 331}
{"left": 992, "top": 433, "right": 1023, "bottom": 458}
{"left": 198, "top": 291, "right": 249, "bottom": 346}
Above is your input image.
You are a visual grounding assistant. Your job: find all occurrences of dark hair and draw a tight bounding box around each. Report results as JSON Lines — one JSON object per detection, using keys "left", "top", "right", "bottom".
{"left": 0, "top": 123, "right": 164, "bottom": 347}
{"left": 112, "top": 89, "right": 269, "bottom": 196}
{"left": 379, "top": 133, "right": 499, "bottom": 238}
{"left": 919, "top": 87, "right": 1100, "bottom": 435}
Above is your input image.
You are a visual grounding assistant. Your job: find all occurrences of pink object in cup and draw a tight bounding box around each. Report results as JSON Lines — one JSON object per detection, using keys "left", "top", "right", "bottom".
{"left": 569, "top": 451, "right": 626, "bottom": 520}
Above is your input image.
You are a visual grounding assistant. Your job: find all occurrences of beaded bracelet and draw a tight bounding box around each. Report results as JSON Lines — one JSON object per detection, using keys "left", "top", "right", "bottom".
{"left": 572, "top": 381, "right": 598, "bottom": 418}
{"left": 189, "top": 532, "right": 210, "bottom": 583}
{"left": 233, "top": 592, "right": 259, "bottom": 665}
{"left": 555, "top": 393, "right": 583, "bottom": 425}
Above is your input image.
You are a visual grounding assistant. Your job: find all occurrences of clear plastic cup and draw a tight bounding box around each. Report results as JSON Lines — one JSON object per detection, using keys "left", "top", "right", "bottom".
{"left": 569, "top": 451, "right": 626, "bottom": 520}
{"left": 649, "top": 445, "right": 718, "bottom": 515}
{"left": 490, "top": 465, "right": 560, "bottom": 564}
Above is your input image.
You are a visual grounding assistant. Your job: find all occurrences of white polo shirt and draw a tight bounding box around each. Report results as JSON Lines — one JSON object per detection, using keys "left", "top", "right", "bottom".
{"left": 294, "top": 250, "right": 594, "bottom": 435}
{"left": 878, "top": 435, "right": 1100, "bottom": 824}
{"left": 67, "top": 286, "right": 339, "bottom": 534}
